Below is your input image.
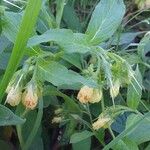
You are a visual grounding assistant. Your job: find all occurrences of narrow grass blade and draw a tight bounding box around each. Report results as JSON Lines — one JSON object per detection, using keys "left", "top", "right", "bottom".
{"left": 0, "top": 0, "right": 42, "bottom": 102}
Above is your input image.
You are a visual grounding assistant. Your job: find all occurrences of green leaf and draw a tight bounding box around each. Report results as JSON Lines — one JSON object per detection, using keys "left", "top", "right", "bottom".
{"left": 127, "top": 66, "right": 142, "bottom": 109}
{"left": 86, "top": 0, "right": 125, "bottom": 45}
{"left": 126, "top": 113, "right": 150, "bottom": 144}
{"left": 72, "top": 137, "right": 91, "bottom": 150}
{"left": 112, "top": 138, "right": 139, "bottom": 150}
{"left": 138, "top": 32, "right": 150, "bottom": 63}
{"left": 28, "top": 29, "right": 74, "bottom": 47}
{"left": 62, "top": 53, "right": 82, "bottom": 70}
{"left": 0, "top": 52, "right": 10, "bottom": 70}
{"left": 103, "top": 113, "right": 150, "bottom": 150}
{"left": 63, "top": 2, "right": 82, "bottom": 32}
{"left": 28, "top": 30, "right": 91, "bottom": 54}
{"left": 2, "top": 11, "right": 22, "bottom": 42}
{"left": 61, "top": 33, "right": 91, "bottom": 53}
{"left": 70, "top": 130, "right": 94, "bottom": 143}
{"left": 111, "top": 32, "right": 143, "bottom": 45}
{"left": 0, "top": 0, "right": 42, "bottom": 102}
{"left": 37, "top": 60, "right": 96, "bottom": 87}
{"left": 0, "top": 35, "right": 11, "bottom": 54}
{"left": 0, "top": 104, "right": 25, "bottom": 126}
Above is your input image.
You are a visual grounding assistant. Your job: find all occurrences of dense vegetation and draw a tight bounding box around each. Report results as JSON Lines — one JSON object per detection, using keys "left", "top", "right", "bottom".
{"left": 0, "top": 0, "right": 150, "bottom": 149}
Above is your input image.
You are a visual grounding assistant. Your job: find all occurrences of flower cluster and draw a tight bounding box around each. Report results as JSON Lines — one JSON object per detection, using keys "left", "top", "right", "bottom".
{"left": 6, "top": 76, "right": 41, "bottom": 110}
{"left": 77, "top": 86, "right": 102, "bottom": 104}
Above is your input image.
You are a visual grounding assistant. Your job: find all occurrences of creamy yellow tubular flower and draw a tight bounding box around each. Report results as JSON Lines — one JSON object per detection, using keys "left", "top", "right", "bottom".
{"left": 5, "top": 86, "right": 22, "bottom": 106}
{"left": 52, "top": 117, "right": 63, "bottom": 124}
{"left": 92, "top": 117, "right": 111, "bottom": 130}
{"left": 77, "top": 86, "right": 102, "bottom": 104}
{"left": 77, "top": 86, "right": 93, "bottom": 103}
{"left": 110, "top": 80, "right": 120, "bottom": 99}
{"left": 22, "top": 82, "right": 38, "bottom": 110}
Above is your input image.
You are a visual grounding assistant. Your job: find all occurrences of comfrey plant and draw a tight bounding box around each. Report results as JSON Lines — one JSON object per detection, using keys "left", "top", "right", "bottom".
{"left": 0, "top": 0, "right": 149, "bottom": 149}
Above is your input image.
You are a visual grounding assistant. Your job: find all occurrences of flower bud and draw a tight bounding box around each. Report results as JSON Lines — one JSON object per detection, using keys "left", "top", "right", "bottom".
{"left": 54, "top": 108, "right": 63, "bottom": 115}
{"left": 5, "top": 70, "right": 22, "bottom": 94}
{"left": 92, "top": 117, "right": 111, "bottom": 130}
{"left": 52, "top": 117, "right": 63, "bottom": 124}
{"left": 5, "top": 86, "right": 22, "bottom": 106}
{"left": 22, "top": 82, "right": 39, "bottom": 110}
{"left": 110, "top": 80, "right": 120, "bottom": 99}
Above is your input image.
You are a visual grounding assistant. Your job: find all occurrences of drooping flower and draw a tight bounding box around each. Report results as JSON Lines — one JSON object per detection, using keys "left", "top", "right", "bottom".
{"left": 92, "top": 116, "right": 111, "bottom": 130}
{"left": 22, "top": 81, "right": 39, "bottom": 110}
{"left": 5, "top": 86, "right": 22, "bottom": 106}
{"left": 110, "top": 80, "right": 120, "bottom": 99}
{"left": 77, "top": 86, "right": 93, "bottom": 103}
{"left": 77, "top": 86, "right": 102, "bottom": 104}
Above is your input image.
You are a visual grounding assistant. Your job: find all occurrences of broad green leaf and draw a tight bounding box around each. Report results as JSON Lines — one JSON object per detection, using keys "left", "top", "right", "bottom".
{"left": 127, "top": 66, "right": 142, "bottom": 109}
{"left": 28, "top": 30, "right": 91, "bottom": 53}
{"left": 0, "top": 104, "right": 25, "bottom": 126}
{"left": 37, "top": 60, "right": 96, "bottom": 87}
{"left": 63, "top": 2, "right": 82, "bottom": 32}
{"left": 28, "top": 29, "right": 74, "bottom": 47}
{"left": 138, "top": 32, "right": 150, "bottom": 63}
{"left": 62, "top": 53, "right": 82, "bottom": 70}
{"left": 70, "top": 130, "right": 94, "bottom": 143}
{"left": 61, "top": 33, "right": 91, "bottom": 53}
{"left": 86, "top": 0, "right": 125, "bottom": 45}
{"left": 112, "top": 138, "right": 138, "bottom": 150}
{"left": 2, "top": 11, "right": 22, "bottom": 42}
{"left": 0, "top": 0, "right": 42, "bottom": 102}
{"left": 126, "top": 113, "right": 150, "bottom": 144}
{"left": 103, "top": 113, "right": 150, "bottom": 150}
{"left": 72, "top": 137, "right": 91, "bottom": 150}
{"left": 0, "top": 52, "right": 10, "bottom": 70}
{"left": 111, "top": 32, "right": 143, "bottom": 45}
{"left": 0, "top": 35, "right": 11, "bottom": 54}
